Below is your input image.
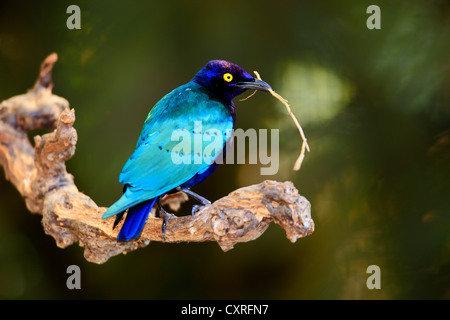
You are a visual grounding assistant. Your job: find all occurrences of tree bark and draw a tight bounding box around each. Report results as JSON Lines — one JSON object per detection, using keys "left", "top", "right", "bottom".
{"left": 0, "top": 53, "right": 314, "bottom": 264}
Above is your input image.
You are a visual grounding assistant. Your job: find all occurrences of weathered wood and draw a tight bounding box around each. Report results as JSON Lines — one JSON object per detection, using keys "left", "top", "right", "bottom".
{"left": 0, "top": 53, "right": 314, "bottom": 264}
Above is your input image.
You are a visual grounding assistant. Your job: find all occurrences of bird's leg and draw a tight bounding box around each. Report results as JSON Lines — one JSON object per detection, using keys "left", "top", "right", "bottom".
{"left": 177, "top": 187, "right": 211, "bottom": 216}
{"left": 157, "top": 198, "right": 176, "bottom": 240}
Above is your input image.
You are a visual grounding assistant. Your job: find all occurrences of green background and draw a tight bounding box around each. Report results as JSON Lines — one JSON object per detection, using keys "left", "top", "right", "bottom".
{"left": 0, "top": 0, "right": 449, "bottom": 299}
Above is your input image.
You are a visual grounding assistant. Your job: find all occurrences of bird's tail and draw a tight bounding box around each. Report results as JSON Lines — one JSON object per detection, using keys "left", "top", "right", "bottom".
{"left": 116, "top": 197, "right": 158, "bottom": 242}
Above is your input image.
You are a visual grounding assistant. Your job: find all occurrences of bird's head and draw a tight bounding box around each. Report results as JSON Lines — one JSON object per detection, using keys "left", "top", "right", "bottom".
{"left": 192, "top": 60, "right": 272, "bottom": 104}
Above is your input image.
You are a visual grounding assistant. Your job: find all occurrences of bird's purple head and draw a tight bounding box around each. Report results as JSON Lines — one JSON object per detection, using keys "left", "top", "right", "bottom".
{"left": 193, "top": 60, "right": 271, "bottom": 104}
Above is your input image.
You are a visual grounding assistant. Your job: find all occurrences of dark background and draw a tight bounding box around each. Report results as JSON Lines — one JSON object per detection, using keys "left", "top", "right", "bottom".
{"left": 0, "top": 0, "right": 449, "bottom": 299}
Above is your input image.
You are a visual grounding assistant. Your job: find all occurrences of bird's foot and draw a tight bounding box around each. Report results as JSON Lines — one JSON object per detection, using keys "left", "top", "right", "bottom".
{"left": 161, "top": 211, "right": 176, "bottom": 240}
{"left": 178, "top": 187, "right": 211, "bottom": 216}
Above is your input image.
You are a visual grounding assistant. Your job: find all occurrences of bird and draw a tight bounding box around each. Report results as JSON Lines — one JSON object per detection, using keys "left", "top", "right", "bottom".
{"left": 102, "top": 60, "right": 272, "bottom": 241}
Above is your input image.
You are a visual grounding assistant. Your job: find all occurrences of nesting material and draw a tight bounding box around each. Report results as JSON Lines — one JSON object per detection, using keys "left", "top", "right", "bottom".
{"left": 240, "top": 71, "right": 310, "bottom": 170}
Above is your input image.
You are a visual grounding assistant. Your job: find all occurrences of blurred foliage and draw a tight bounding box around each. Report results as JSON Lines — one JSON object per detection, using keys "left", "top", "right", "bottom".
{"left": 0, "top": 0, "right": 449, "bottom": 299}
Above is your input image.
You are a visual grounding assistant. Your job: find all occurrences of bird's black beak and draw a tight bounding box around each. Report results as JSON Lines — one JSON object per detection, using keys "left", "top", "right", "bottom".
{"left": 235, "top": 78, "right": 272, "bottom": 92}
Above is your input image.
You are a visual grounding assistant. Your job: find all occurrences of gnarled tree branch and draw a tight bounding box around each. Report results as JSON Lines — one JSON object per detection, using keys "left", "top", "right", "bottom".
{"left": 0, "top": 53, "right": 314, "bottom": 264}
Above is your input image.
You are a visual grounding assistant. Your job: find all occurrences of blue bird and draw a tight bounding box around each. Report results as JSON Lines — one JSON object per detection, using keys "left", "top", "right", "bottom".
{"left": 102, "top": 60, "right": 272, "bottom": 241}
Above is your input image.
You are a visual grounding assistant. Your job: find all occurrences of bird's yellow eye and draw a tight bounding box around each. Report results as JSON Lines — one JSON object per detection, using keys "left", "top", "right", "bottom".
{"left": 223, "top": 73, "right": 233, "bottom": 82}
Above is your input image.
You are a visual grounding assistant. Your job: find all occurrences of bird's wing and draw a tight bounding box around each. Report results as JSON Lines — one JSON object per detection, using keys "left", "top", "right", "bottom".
{"left": 103, "top": 84, "right": 233, "bottom": 218}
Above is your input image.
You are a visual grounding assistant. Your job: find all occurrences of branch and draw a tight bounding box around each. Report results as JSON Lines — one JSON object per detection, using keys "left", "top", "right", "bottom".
{"left": 0, "top": 53, "right": 315, "bottom": 264}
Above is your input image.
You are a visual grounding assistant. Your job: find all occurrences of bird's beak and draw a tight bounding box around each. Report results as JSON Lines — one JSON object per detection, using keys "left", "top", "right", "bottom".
{"left": 235, "top": 78, "right": 272, "bottom": 92}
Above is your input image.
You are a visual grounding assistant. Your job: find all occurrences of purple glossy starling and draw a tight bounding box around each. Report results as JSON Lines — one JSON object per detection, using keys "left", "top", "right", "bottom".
{"left": 102, "top": 60, "right": 271, "bottom": 241}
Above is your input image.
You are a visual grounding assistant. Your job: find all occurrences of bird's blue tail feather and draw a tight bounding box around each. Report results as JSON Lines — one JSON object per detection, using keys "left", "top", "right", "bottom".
{"left": 117, "top": 197, "right": 157, "bottom": 242}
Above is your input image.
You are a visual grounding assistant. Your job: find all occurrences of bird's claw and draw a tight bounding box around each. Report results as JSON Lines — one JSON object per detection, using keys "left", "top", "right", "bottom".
{"left": 157, "top": 197, "right": 177, "bottom": 240}
{"left": 191, "top": 204, "right": 209, "bottom": 216}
